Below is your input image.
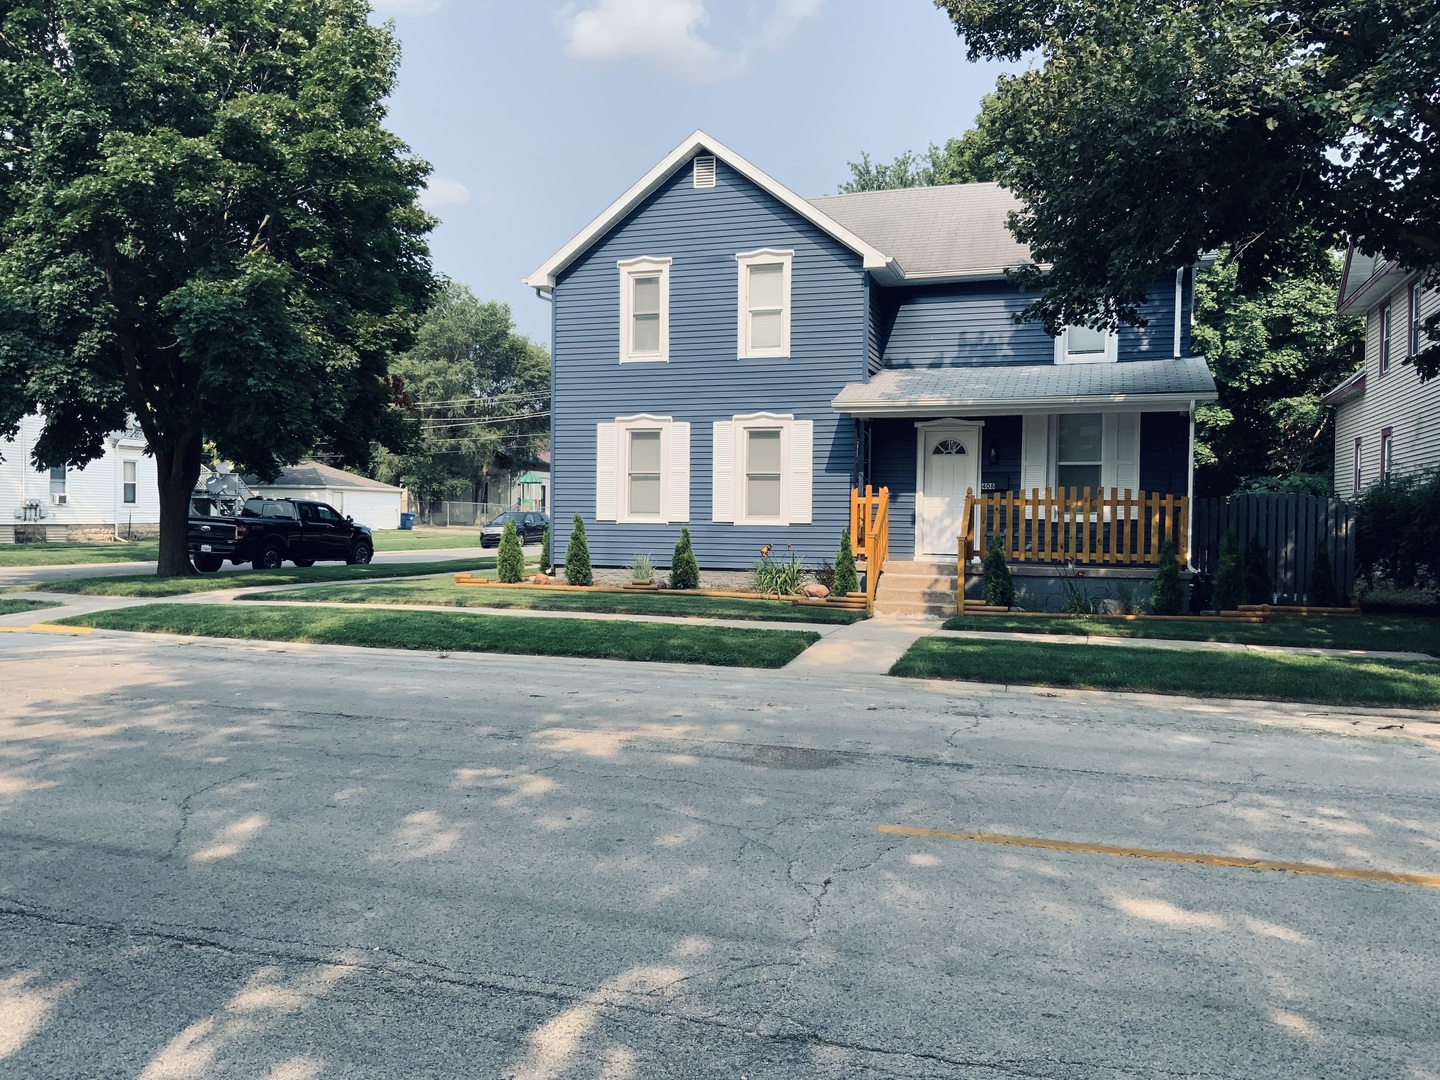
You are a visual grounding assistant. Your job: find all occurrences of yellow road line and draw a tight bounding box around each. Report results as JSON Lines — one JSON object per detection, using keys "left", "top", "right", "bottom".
{"left": 0, "top": 623, "right": 93, "bottom": 636}
{"left": 878, "top": 823, "right": 1440, "bottom": 889}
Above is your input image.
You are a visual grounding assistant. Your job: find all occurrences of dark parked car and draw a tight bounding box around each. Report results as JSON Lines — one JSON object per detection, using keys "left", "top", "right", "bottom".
{"left": 480, "top": 510, "right": 548, "bottom": 548}
{"left": 189, "top": 497, "right": 374, "bottom": 572}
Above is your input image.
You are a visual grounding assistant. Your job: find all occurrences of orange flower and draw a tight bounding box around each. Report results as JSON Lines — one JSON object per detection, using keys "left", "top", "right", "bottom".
{"left": 761, "top": 545, "right": 772, "bottom": 556}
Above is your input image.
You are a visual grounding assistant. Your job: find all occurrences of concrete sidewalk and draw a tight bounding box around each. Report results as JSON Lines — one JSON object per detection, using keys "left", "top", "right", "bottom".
{"left": 782, "top": 615, "right": 940, "bottom": 674}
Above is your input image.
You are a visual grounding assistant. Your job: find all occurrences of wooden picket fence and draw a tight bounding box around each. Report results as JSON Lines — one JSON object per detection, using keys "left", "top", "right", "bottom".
{"left": 1192, "top": 493, "right": 1356, "bottom": 604}
{"left": 850, "top": 485, "right": 890, "bottom": 613}
{"left": 961, "top": 487, "right": 1189, "bottom": 566}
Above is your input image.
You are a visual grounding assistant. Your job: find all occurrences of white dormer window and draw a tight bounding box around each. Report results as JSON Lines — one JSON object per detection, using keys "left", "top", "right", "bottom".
{"left": 617, "top": 256, "right": 671, "bottom": 363}
{"left": 1055, "top": 322, "right": 1118, "bottom": 364}
{"left": 736, "top": 249, "right": 793, "bottom": 359}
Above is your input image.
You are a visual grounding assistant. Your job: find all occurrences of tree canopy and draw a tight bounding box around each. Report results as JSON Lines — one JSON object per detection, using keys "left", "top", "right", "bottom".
{"left": 933, "top": 0, "right": 1439, "bottom": 375}
{"left": 840, "top": 94, "right": 1003, "bottom": 192}
{"left": 372, "top": 283, "right": 550, "bottom": 509}
{"left": 0, "top": 0, "right": 435, "bottom": 574}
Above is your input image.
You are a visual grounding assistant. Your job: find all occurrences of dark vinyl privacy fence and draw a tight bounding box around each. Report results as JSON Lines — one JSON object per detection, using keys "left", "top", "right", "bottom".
{"left": 1192, "top": 493, "right": 1356, "bottom": 604}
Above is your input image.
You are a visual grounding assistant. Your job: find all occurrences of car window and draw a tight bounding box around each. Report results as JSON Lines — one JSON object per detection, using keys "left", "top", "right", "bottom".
{"left": 298, "top": 503, "right": 318, "bottom": 522}
{"left": 263, "top": 502, "right": 297, "bottom": 519}
{"left": 491, "top": 513, "right": 515, "bottom": 525}
{"left": 316, "top": 506, "right": 340, "bottom": 524}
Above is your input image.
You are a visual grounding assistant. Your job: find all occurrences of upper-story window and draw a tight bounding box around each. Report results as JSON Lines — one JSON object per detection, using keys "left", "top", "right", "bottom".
{"left": 736, "top": 249, "right": 793, "bottom": 359}
{"left": 617, "top": 256, "right": 671, "bottom": 363}
{"left": 1378, "top": 302, "right": 1392, "bottom": 375}
{"left": 1055, "top": 323, "right": 1118, "bottom": 364}
{"left": 1409, "top": 282, "right": 1422, "bottom": 359}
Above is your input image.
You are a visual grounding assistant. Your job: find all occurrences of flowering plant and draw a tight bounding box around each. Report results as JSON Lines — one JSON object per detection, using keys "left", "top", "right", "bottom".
{"left": 752, "top": 543, "right": 807, "bottom": 597}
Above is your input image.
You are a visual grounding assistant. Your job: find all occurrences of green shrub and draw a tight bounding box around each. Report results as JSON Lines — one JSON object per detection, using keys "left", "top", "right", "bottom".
{"left": 1355, "top": 470, "right": 1440, "bottom": 593}
{"left": 497, "top": 520, "right": 525, "bottom": 583}
{"left": 564, "top": 514, "right": 593, "bottom": 587}
{"left": 834, "top": 528, "right": 859, "bottom": 596}
{"left": 1150, "top": 540, "right": 1184, "bottom": 615}
{"left": 982, "top": 535, "right": 1014, "bottom": 608}
{"left": 753, "top": 544, "right": 806, "bottom": 597}
{"left": 1212, "top": 530, "right": 1244, "bottom": 611}
{"left": 540, "top": 526, "right": 551, "bottom": 572}
{"left": 1243, "top": 537, "right": 1272, "bottom": 604}
{"left": 1310, "top": 538, "right": 1340, "bottom": 606}
{"left": 668, "top": 528, "right": 700, "bottom": 589}
{"left": 628, "top": 553, "right": 654, "bottom": 582}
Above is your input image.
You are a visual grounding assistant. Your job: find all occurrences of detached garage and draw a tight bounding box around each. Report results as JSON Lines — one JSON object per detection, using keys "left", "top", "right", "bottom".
{"left": 246, "top": 461, "right": 403, "bottom": 530}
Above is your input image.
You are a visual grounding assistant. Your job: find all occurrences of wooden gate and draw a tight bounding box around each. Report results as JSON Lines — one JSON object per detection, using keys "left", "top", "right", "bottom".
{"left": 1192, "top": 493, "right": 1356, "bottom": 604}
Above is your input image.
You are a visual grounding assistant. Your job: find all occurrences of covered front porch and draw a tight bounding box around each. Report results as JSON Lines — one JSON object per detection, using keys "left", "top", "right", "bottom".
{"left": 835, "top": 358, "right": 1215, "bottom": 615}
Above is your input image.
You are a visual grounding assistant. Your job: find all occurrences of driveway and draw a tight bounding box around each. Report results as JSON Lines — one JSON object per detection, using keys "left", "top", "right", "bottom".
{"left": 2, "top": 631, "right": 1437, "bottom": 1077}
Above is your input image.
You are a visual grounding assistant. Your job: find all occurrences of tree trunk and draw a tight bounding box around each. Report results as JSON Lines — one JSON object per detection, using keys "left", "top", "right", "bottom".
{"left": 154, "top": 433, "right": 204, "bottom": 578}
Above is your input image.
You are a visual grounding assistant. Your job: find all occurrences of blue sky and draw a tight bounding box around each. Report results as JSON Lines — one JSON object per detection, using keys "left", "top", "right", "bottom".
{"left": 376, "top": 0, "right": 1014, "bottom": 343}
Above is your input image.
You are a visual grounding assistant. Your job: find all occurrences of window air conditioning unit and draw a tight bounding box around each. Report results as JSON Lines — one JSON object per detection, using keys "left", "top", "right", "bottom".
{"left": 51, "top": 494, "right": 67, "bottom": 505}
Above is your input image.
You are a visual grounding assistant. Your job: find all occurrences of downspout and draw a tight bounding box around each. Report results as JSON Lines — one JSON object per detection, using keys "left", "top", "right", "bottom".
{"left": 112, "top": 437, "right": 127, "bottom": 541}
{"left": 1186, "top": 399, "right": 1196, "bottom": 570}
{"left": 1173, "top": 269, "right": 1184, "bottom": 357}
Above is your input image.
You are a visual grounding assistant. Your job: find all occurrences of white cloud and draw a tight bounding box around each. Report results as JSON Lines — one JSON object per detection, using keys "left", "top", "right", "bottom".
{"left": 558, "top": 0, "right": 820, "bottom": 82}
{"left": 420, "top": 177, "right": 472, "bottom": 212}
{"left": 370, "top": 0, "right": 445, "bottom": 14}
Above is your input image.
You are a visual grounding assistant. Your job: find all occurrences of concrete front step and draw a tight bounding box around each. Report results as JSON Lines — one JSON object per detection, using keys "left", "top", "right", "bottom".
{"left": 873, "top": 599, "right": 954, "bottom": 619}
{"left": 876, "top": 574, "right": 958, "bottom": 592}
{"left": 883, "top": 559, "right": 958, "bottom": 575}
{"left": 876, "top": 586, "right": 958, "bottom": 606}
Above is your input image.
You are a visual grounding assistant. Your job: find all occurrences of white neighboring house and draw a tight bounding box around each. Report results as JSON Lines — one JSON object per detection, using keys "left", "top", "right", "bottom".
{"left": 245, "top": 460, "right": 404, "bottom": 530}
{"left": 0, "top": 414, "right": 160, "bottom": 542}
{"left": 1326, "top": 252, "right": 1440, "bottom": 498}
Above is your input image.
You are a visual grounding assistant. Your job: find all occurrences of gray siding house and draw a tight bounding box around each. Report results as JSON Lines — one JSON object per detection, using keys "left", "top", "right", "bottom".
{"left": 527, "top": 132, "right": 1216, "bottom": 577}
{"left": 1325, "top": 251, "right": 1440, "bottom": 498}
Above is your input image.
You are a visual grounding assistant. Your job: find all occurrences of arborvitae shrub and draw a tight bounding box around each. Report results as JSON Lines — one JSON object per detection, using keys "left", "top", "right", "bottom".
{"left": 834, "top": 528, "right": 859, "bottom": 596}
{"left": 1212, "top": 529, "right": 1244, "bottom": 611}
{"left": 669, "top": 528, "right": 700, "bottom": 589}
{"left": 1310, "top": 538, "right": 1340, "bottom": 606}
{"left": 540, "top": 525, "right": 551, "bottom": 572}
{"left": 1243, "top": 536, "right": 1272, "bottom": 604}
{"left": 564, "top": 513, "right": 593, "bottom": 587}
{"left": 982, "top": 534, "right": 1015, "bottom": 608}
{"left": 497, "top": 519, "right": 525, "bottom": 583}
{"left": 1150, "top": 539, "right": 1183, "bottom": 615}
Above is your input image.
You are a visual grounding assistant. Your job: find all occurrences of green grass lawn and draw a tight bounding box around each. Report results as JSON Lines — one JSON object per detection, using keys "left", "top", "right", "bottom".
{"left": 237, "top": 578, "right": 864, "bottom": 624}
{"left": 31, "top": 558, "right": 497, "bottom": 596}
{"left": 942, "top": 613, "right": 1440, "bottom": 657}
{"left": 0, "top": 598, "right": 61, "bottom": 616}
{"left": 0, "top": 540, "right": 160, "bottom": 567}
{"left": 892, "top": 637, "right": 1440, "bottom": 708}
{"left": 57, "top": 604, "right": 819, "bottom": 667}
{"left": 371, "top": 529, "right": 489, "bottom": 552}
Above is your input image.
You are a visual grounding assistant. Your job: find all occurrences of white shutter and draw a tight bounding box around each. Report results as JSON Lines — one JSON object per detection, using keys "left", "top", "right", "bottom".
{"left": 1021, "top": 414, "right": 1049, "bottom": 492}
{"left": 596, "top": 422, "right": 617, "bottom": 521}
{"left": 712, "top": 421, "right": 734, "bottom": 522}
{"left": 667, "top": 422, "right": 690, "bottom": 523}
{"left": 787, "top": 419, "right": 813, "bottom": 525}
{"left": 1114, "top": 413, "right": 1140, "bottom": 493}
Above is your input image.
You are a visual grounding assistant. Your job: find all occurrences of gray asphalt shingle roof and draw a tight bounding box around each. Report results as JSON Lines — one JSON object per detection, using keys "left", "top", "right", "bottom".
{"left": 832, "top": 357, "right": 1217, "bottom": 415}
{"left": 244, "top": 460, "right": 401, "bottom": 492}
{"left": 808, "top": 183, "right": 1029, "bottom": 280}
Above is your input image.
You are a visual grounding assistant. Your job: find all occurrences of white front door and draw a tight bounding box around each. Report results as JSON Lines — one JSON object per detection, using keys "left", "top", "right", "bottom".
{"left": 918, "top": 423, "right": 980, "bottom": 557}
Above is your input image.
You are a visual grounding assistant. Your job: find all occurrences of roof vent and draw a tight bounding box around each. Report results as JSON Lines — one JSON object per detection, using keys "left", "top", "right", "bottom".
{"left": 693, "top": 155, "right": 716, "bottom": 189}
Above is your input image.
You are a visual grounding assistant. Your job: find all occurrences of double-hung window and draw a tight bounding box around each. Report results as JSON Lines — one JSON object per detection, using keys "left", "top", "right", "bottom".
{"left": 743, "top": 429, "right": 783, "bottom": 523}
{"left": 617, "top": 256, "right": 671, "bottom": 363}
{"left": 711, "top": 413, "right": 813, "bottom": 526}
{"left": 122, "top": 460, "right": 137, "bottom": 504}
{"left": 1378, "top": 303, "right": 1392, "bottom": 375}
{"left": 1055, "top": 323, "right": 1118, "bottom": 364}
{"left": 1380, "top": 428, "right": 1394, "bottom": 483}
{"left": 1054, "top": 414, "right": 1103, "bottom": 490}
{"left": 48, "top": 465, "right": 66, "bottom": 496}
{"left": 1353, "top": 436, "right": 1363, "bottom": 496}
{"left": 1409, "top": 283, "right": 1422, "bottom": 359}
{"left": 627, "top": 429, "right": 663, "bottom": 519}
{"left": 736, "top": 249, "right": 793, "bottom": 359}
{"left": 594, "top": 415, "right": 691, "bottom": 525}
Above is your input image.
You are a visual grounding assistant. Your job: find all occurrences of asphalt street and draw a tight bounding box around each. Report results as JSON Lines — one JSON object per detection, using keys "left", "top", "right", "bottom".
{"left": 2, "top": 631, "right": 1438, "bottom": 1078}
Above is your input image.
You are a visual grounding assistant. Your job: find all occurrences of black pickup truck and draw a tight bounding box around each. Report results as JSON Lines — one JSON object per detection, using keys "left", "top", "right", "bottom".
{"left": 189, "top": 498, "right": 374, "bottom": 572}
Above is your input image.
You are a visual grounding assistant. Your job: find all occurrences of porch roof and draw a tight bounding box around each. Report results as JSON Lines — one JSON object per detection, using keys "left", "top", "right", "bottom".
{"left": 831, "top": 357, "right": 1216, "bottom": 418}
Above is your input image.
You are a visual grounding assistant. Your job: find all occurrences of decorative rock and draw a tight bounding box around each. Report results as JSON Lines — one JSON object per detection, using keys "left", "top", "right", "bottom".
{"left": 799, "top": 582, "right": 831, "bottom": 598}
{"left": 528, "top": 574, "right": 555, "bottom": 585}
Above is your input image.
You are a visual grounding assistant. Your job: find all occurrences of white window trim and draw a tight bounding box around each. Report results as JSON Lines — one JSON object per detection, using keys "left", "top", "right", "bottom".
{"left": 735, "top": 413, "right": 791, "bottom": 526}
{"left": 735, "top": 249, "right": 793, "bottom": 360}
{"left": 1054, "top": 323, "right": 1119, "bottom": 365}
{"left": 617, "top": 256, "right": 671, "bottom": 364}
{"left": 616, "top": 413, "right": 672, "bottom": 524}
{"left": 122, "top": 459, "right": 138, "bottom": 504}
{"left": 721, "top": 411, "right": 812, "bottom": 526}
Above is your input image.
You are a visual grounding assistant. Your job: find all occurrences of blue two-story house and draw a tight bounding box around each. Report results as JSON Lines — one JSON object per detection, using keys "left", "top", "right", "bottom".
{"left": 526, "top": 132, "right": 1216, "bottom": 609}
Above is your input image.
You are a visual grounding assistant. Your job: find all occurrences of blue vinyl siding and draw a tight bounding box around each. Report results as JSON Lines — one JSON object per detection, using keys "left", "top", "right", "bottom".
{"left": 877, "top": 278, "right": 1184, "bottom": 368}
{"left": 550, "top": 159, "right": 866, "bottom": 569}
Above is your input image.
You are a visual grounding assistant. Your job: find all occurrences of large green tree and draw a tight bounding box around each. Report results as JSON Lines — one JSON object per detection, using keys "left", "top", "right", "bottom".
{"left": 1192, "top": 248, "right": 1364, "bottom": 495}
{"left": 933, "top": 0, "right": 1440, "bottom": 374}
{"left": 840, "top": 94, "right": 1003, "bottom": 192}
{"left": 0, "top": 0, "right": 435, "bottom": 575}
{"left": 373, "top": 283, "right": 549, "bottom": 509}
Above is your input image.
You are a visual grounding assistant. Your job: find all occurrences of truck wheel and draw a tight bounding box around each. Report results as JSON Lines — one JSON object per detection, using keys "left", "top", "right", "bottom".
{"left": 253, "top": 543, "right": 285, "bottom": 571}
{"left": 194, "top": 554, "right": 223, "bottom": 573}
{"left": 346, "top": 540, "right": 373, "bottom": 565}
{"left": 291, "top": 559, "right": 315, "bottom": 568}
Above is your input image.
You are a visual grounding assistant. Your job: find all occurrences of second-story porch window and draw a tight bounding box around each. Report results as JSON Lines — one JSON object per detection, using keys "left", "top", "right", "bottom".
{"left": 1055, "top": 323, "right": 1118, "bottom": 364}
